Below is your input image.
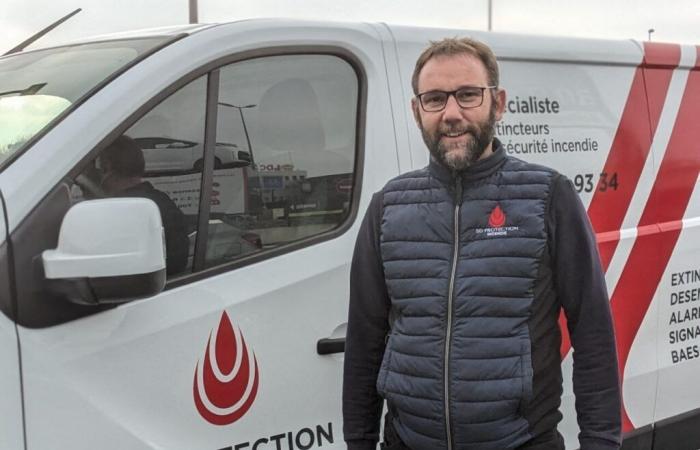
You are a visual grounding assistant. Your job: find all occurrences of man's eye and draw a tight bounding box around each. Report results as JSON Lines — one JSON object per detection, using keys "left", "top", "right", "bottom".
{"left": 456, "top": 89, "right": 480, "bottom": 102}
{"left": 423, "top": 92, "right": 445, "bottom": 105}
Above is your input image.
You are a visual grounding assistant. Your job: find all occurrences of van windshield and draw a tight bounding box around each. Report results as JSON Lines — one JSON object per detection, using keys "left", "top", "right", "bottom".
{"left": 0, "top": 37, "right": 172, "bottom": 168}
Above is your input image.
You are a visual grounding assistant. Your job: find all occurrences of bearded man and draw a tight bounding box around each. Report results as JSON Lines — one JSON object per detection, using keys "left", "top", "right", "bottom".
{"left": 342, "top": 37, "right": 621, "bottom": 450}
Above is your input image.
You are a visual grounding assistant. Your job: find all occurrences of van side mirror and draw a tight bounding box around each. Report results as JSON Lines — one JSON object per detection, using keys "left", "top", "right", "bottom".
{"left": 42, "top": 198, "right": 166, "bottom": 305}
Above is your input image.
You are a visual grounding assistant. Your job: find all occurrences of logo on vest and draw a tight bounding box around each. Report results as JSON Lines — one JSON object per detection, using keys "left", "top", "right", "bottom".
{"left": 476, "top": 204, "right": 519, "bottom": 237}
{"left": 488, "top": 205, "right": 506, "bottom": 228}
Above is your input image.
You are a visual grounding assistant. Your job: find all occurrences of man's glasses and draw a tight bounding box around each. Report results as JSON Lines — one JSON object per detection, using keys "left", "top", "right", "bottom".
{"left": 416, "top": 86, "right": 496, "bottom": 112}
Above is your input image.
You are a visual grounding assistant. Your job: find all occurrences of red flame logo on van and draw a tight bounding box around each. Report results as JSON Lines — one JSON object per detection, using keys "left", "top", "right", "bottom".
{"left": 488, "top": 205, "right": 506, "bottom": 228}
{"left": 193, "top": 311, "right": 259, "bottom": 425}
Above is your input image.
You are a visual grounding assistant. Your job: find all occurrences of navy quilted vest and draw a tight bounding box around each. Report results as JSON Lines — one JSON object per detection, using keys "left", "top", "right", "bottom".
{"left": 377, "top": 148, "right": 555, "bottom": 450}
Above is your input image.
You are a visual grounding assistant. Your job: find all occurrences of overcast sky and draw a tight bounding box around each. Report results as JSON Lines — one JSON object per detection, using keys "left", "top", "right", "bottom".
{"left": 1, "top": 0, "right": 699, "bottom": 54}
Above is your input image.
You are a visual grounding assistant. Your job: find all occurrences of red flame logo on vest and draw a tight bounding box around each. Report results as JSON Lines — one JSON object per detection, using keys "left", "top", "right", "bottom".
{"left": 488, "top": 205, "right": 506, "bottom": 228}
{"left": 193, "top": 311, "right": 259, "bottom": 425}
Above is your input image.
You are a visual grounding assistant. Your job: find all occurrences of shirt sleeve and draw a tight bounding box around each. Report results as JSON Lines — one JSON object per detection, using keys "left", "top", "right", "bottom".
{"left": 549, "top": 174, "right": 622, "bottom": 450}
{"left": 343, "top": 192, "right": 391, "bottom": 450}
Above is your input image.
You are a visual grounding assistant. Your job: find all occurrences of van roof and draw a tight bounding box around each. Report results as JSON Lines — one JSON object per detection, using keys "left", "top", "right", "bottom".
{"left": 21, "top": 18, "right": 693, "bottom": 68}
{"left": 31, "top": 17, "right": 638, "bottom": 46}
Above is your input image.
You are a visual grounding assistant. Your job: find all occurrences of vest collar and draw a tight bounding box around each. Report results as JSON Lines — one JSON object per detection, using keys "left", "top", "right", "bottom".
{"left": 428, "top": 138, "right": 506, "bottom": 184}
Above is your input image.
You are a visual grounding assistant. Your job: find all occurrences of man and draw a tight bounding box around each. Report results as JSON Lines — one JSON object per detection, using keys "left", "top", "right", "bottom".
{"left": 343, "top": 38, "right": 621, "bottom": 450}
{"left": 100, "top": 135, "right": 189, "bottom": 275}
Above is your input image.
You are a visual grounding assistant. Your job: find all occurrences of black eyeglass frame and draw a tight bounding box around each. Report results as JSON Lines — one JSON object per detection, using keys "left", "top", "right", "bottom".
{"left": 415, "top": 85, "right": 498, "bottom": 112}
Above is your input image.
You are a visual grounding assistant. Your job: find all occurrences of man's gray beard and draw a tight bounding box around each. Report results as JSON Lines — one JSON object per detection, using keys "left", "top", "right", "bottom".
{"left": 421, "top": 106, "right": 496, "bottom": 172}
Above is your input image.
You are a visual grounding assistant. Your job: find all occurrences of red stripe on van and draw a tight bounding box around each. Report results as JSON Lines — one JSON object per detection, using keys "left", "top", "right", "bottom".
{"left": 588, "top": 42, "right": 680, "bottom": 272}
{"left": 559, "top": 44, "right": 681, "bottom": 359}
{"left": 610, "top": 55, "right": 700, "bottom": 431}
{"left": 586, "top": 67, "right": 649, "bottom": 259}
{"left": 643, "top": 42, "right": 685, "bottom": 67}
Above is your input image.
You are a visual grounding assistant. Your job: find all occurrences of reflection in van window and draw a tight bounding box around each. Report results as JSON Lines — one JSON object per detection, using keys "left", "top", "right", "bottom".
{"left": 206, "top": 54, "right": 358, "bottom": 268}
{"left": 100, "top": 135, "right": 189, "bottom": 275}
{"left": 71, "top": 76, "right": 207, "bottom": 277}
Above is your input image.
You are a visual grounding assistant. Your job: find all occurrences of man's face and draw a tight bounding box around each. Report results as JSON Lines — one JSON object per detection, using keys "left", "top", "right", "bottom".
{"left": 98, "top": 158, "right": 115, "bottom": 192}
{"left": 411, "top": 53, "right": 506, "bottom": 171}
{"left": 98, "top": 157, "right": 125, "bottom": 195}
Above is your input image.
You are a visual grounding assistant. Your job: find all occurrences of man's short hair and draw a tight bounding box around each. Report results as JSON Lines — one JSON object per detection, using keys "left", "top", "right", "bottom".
{"left": 411, "top": 37, "right": 500, "bottom": 95}
{"left": 101, "top": 135, "right": 145, "bottom": 177}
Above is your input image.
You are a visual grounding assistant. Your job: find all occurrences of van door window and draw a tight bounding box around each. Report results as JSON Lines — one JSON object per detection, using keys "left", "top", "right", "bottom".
{"left": 71, "top": 76, "right": 207, "bottom": 277}
{"left": 204, "top": 54, "right": 358, "bottom": 268}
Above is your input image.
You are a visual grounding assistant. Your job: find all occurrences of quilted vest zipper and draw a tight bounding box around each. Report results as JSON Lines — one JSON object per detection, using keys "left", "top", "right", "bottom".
{"left": 444, "top": 174, "right": 462, "bottom": 450}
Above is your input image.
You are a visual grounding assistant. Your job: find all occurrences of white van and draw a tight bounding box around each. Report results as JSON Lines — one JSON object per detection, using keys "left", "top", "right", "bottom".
{"left": 0, "top": 19, "right": 698, "bottom": 450}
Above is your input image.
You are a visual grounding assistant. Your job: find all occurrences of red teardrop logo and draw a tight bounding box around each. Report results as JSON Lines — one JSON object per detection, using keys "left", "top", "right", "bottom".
{"left": 193, "top": 311, "right": 259, "bottom": 425}
{"left": 488, "top": 205, "right": 506, "bottom": 228}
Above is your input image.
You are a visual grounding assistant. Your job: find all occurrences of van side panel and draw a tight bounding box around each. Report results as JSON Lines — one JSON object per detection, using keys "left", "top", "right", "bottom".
{"left": 600, "top": 42, "right": 683, "bottom": 434}
{"left": 369, "top": 23, "right": 414, "bottom": 174}
{"left": 649, "top": 45, "right": 700, "bottom": 448}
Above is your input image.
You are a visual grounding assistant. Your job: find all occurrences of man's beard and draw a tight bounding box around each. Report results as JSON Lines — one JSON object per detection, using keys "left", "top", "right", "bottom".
{"left": 420, "top": 105, "right": 496, "bottom": 172}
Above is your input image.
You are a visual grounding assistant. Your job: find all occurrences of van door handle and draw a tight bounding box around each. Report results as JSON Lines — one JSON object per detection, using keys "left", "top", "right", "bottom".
{"left": 317, "top": 337, "right": 345, "bottom": 355}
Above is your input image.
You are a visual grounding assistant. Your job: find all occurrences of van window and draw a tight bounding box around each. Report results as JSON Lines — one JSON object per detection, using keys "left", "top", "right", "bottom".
{"left": 69, "top": 54, "right": 359, "bottom": 279}
{"left": 205, "top": 54, "right": 358, "bottom": 268}
{"left": 71, "top": 76, "right": 207, "bottom": 277}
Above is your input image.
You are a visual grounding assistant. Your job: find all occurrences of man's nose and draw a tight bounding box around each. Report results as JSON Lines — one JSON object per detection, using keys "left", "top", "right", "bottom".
{"left": 442, "top": 94, "right": 463, "bottom": 121}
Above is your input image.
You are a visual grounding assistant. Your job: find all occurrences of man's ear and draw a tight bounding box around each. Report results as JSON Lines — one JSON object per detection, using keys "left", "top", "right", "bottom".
{"left": 411, "top": 97, "right": 422, "bottom": 128}
{"left": 494, "top": 88, "right": 506, "bottom": 121}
